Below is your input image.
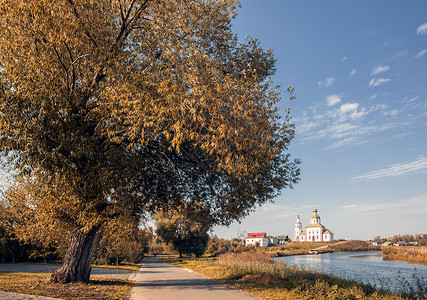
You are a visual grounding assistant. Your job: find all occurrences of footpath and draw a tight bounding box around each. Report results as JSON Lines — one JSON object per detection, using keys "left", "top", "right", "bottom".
{"left": 130, "top": 256, "right": 256, "bottom": 300}
{"left": 0, "top": 258, "right": 256, "bottom": 300}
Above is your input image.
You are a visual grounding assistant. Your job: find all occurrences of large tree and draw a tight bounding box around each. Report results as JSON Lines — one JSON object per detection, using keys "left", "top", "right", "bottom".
{"left": 0, "top": 0, "right": 300, "bottom": 282}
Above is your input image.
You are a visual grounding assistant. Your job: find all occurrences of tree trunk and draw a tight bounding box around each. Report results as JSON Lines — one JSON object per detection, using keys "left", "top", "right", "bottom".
{"left": 51, "top": 226, "right": 100, "bottom": 283}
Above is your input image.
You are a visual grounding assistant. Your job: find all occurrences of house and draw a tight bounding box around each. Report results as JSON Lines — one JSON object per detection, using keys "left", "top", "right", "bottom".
{"left": 277, "top": 235, "right": 290, "bottom": 245}
{"left": 294, "top": 209, "right": 334, "bottom": 242}
{"left": 394, "top": 241, "right": 406, "bottom": 246}
{"left": 382, "top": 241, "right": 393, "bottom": 246}
{"left": 267, "top": 236, "right": 279, "bottom": 246}
{"left": 245, "top": 232, "right": 269, "bottom": 247}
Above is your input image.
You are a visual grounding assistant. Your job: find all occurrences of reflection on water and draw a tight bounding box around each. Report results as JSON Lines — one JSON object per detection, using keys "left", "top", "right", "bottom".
{"left": 275, "top": 251, "right": 427, "bottom": 293}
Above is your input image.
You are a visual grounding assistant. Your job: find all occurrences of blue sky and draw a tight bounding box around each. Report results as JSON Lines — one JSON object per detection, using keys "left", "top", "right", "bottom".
{"left": 214, "top": 0, "right": 427, "bottom": 240}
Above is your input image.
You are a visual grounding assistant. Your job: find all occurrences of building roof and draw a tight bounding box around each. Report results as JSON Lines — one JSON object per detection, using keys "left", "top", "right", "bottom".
{"left": 306, "top": 223, "right": 325, "bottom": 228}
{"left": 246, "top": 232, "right": 267, "bottom": 239}
{"left": 323, "top": 229, "right": 333, "bottom": 234}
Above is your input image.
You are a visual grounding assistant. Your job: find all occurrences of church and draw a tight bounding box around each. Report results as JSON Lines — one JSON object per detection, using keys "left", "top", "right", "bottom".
{"left": 294, "top": 209, "right": 334, "bottom": 242}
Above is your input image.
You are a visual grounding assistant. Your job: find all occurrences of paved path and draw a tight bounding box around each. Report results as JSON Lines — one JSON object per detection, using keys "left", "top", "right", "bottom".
{"left": 130, "top": 257, "right": 256, "bottom": 300}
{"left": 0, "top": 263, "right": 135, "bottom": 280}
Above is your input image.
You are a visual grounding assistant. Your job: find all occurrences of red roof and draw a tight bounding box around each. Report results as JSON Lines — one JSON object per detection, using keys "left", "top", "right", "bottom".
{"left": 246, "top": 232, "right": 267, "bottom": 238}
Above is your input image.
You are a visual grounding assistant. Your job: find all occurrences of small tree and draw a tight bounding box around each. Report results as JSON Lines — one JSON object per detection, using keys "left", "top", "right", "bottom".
{"left": 155, "top": 202, "right": 212, "bottom": 257}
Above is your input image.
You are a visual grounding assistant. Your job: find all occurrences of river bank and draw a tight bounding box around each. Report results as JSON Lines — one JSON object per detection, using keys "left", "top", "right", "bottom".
{"left": 266, "top": 240, "right": 381, "bottom": 257}
{"left": 164, "top": 253, "right": 405, "bottom": 300}
{"left": 382, "top": 246, "right": 427, "bottom": 264}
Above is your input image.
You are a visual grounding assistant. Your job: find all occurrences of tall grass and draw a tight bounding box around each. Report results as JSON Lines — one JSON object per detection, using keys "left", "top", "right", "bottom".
{"left": 168, "top": 252, "right": 407, "bottom": 300}
{"left": 382, "top": 246, "right": 427, "bottom": 264}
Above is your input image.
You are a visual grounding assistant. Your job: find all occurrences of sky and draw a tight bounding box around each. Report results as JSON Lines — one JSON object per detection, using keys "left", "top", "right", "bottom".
{"left": 213, "top": 0, "right": 427, "bottom": 241}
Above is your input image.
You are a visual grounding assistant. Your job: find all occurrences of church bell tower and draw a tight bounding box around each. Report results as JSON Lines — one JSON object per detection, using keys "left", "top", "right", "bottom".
{"left": 294, "top": 215, "right": 302, "bottom": 241}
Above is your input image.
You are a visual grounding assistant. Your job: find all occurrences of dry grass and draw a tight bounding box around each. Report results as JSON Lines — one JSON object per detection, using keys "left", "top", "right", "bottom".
{"left": 321, "top": 240, "right": 381, "bottom": 252}
{"left": 382, "top": 246, "right": 427, "bottom": 264}
{"left": 164, "top": 253, "right": 404, "bottom": 300}
{"left": 93, "top": 262, "right": 141, "bottom": 272}
{"left": 0, "top": 271, "right": 132, "bottom": 300}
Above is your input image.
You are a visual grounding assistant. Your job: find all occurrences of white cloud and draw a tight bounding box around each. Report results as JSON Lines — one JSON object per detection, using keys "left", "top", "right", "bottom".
{"left": 326, "top": 94, "right": 342, "bottom": 106}
{"left": 369, "top": 78, "right": 391, "bottom": 87}
{"left": 348, "top": 69, "right": 357, "bottom": 78}
{"left": 409, "top": 96, "right": 419, "bottom": 102}
{"left": 416, "top": 22, "right": 427, "bottom": 35}
{"left": 371, "top": 65, "right": 390, "bottom": 75}
{"left": 383, "top": 42, "right": 388, "bottom": 47}
{"left": 340, "top": 103, "right": 359, "bottom": 113}
{"left": 341, "top": 195, "right": 427, "bottom": 215}
{"left": 342, "top": 56, "right": 348, "bottom": 62}
{"left": 415, "top": 49, "right": 427, "bottom": 58}
{"left": 351, "top": 156, "right": 427, "bottom": 181}
{"left": 318, "top": 76, "right": 336, "bottom": 87}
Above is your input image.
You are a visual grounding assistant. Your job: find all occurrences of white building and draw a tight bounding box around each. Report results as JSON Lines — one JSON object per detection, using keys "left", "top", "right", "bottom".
{"left": 245, "top": 232, "right": 269, "bottom": 246}
{"left": 294, "top": 209, "right": 334, "bottom": 242}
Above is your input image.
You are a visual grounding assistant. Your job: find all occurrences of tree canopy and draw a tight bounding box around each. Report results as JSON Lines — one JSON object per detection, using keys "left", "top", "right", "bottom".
{"left": 155, "top": 202, "right": 212, "bottom": 257}
{"left": 0, "top": 0, "right": 300, "bottom": 282}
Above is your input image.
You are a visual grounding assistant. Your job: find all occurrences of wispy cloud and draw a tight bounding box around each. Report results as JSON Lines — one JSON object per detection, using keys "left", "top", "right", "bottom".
{"left": 351, "top": 156, "right": 427, "bottom": 181}
{"left": 416, "top": 22, "right": 427, "bottom": 35}
{"left": 341, "top": 194, "right": 427, "bottom": 215}
{"left": 349, "top": 69, "right": 357, "bottom": 78}
{"left": 409, "top": 96, "right": 419, "bottom": 102}
{"left": 294, "top": 97, "right": 411, "bottom": 151}
{"left": 371, "top": 65, "right": 390, "bottom": 75}
{"left": 415, "top": 49, "right": 427, "bottom": 58}
{"left": 341, "top": 56, "right": 348, "bottom": 62}
{"left": 318, "top": 76, "right": 336, "bottom": 87}
{"left": 369, "top": 78, "right": 390, "bottom": 87}
{"left": 326, "top": 94, "right": 342, "bottom": 106}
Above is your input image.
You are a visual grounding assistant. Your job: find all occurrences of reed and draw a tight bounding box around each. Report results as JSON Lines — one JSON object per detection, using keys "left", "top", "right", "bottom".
{"left": 382, "top": 246, "right": 427, "bottom": 264}
{"left": 165, "top": 252, "right": 407, "bottom": 300}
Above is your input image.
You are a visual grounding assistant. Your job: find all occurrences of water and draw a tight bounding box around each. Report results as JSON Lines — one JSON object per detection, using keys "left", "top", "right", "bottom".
{"left": 274, "top": 251, "right": 427, "bottom": 293}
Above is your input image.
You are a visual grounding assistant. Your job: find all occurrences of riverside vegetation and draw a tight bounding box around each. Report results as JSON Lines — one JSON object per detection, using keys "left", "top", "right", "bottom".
{"left": 382, "top": 246, "right": 427, "bottom": 264}
{"left": 164, "top": 252, "right": 408, "bottom": 300}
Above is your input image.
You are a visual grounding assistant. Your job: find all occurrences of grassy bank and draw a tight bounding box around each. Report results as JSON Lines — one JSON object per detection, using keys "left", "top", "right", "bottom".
{"left": 382, "top": 246, "right": 427, "bottom": 264}
{"left": 164, "top": 253, "right": 403, "bottom": 300}
{"left": 0, "top": 271, "right": 132, "bottom": 299}
{"left": 266, "top": 240, "right": 380, "bottom": 256}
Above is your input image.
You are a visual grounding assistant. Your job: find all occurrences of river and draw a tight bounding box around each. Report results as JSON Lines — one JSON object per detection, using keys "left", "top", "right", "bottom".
{"left": 275, "top": 251, "right": 427, "bottom": 293}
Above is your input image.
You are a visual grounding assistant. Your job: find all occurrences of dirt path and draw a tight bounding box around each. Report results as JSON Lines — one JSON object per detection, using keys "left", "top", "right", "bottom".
{"left": 130, "top": 257, "right": 257, "bottom": 300}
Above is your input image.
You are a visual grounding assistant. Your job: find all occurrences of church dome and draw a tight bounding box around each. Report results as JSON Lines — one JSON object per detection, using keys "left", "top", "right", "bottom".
{"left": 311, "top": 209, "right": 320, "bottom": 219}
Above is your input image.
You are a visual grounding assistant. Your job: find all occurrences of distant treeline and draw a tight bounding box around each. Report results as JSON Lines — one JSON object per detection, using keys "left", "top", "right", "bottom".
{"left": 373, "top": 234, "right": 427, "bottom": 245}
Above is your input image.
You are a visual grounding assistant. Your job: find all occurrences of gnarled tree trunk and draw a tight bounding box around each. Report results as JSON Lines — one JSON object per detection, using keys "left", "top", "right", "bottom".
{"left": 51, "top": 226, "right": 100, "bottom": 283}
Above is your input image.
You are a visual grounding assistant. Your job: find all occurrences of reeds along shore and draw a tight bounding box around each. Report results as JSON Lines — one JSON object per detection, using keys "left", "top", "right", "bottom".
{"left": 167, "top": 252, "right": 404, "bottom": 300}
{"left": 382, "top": 246, "right": 427, "bottom": 264}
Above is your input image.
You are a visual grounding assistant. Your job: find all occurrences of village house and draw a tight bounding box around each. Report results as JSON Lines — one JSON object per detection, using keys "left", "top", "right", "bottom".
{"left": 245, "top": 232, "right": 269, "bottom": 247}
{"left": 294, "top": 209, "right": 334, "bottom": 242}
